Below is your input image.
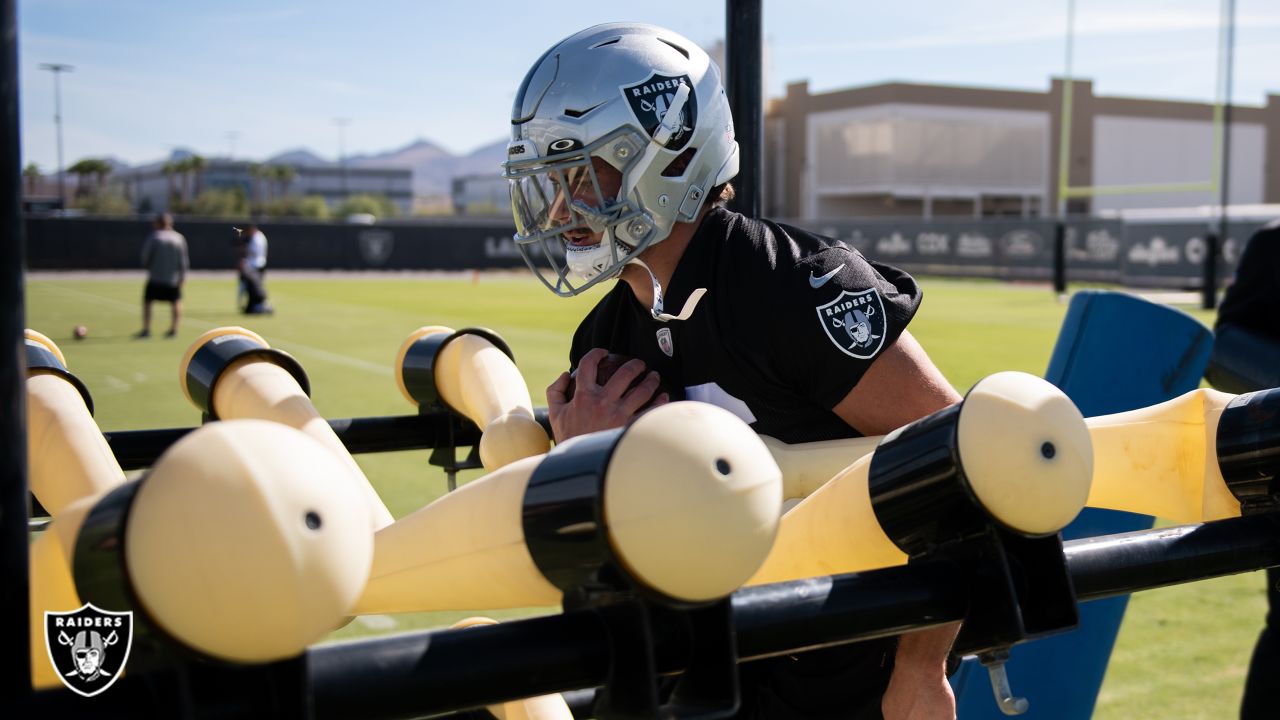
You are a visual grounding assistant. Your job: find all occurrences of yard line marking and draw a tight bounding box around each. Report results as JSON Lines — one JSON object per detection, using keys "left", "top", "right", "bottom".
{"left": 36, "top": 283, "right": 391, "bottom": 377}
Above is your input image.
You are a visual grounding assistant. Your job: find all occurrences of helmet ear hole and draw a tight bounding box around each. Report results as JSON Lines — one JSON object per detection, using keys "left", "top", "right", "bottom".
{"left": 661, "top": 147, "right": 697, "bottom": 178}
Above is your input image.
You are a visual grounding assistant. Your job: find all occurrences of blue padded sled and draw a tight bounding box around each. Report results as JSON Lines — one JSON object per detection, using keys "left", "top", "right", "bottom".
{"left": 951, "top": 290, "right": 1213, "bottom": 719}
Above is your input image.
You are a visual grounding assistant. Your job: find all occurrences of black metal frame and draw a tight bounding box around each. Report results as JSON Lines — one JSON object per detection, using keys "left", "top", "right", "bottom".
{"left": 16, "top": 513, "right": 1280, "bottom": 719}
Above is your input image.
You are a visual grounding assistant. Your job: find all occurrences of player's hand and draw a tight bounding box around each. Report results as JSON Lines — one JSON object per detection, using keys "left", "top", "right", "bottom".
{"left": 547, "top": 348, "right": 668, "bottom": 443}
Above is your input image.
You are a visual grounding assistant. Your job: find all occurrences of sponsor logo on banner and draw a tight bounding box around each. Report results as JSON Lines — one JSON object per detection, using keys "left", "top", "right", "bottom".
{"left": 1000, "top": 229, "right": 1043, "bottom": 259}
{"left": 956, "top": 233, "right": 993, "bottom": 259}
{"left": 815, "top": 289, "right": 886, "bottom": 360}
{"left": 1184, "top": 235, "right": 1208, "bottom": 264}
{"left": 483, "top": 236, "right": 523, "bottom": 259}
{"left": 916, "top": 232, "right": 950, "bottom": 256}
{"left": 875, "top": 232, "right": 912, "bottom": 256}
{"left": 357, "top": 229, "right": 395, "bottom": 266}
{"left": 45, "top": 603, "right": 133, "bottom": 697}
{"left": 1128, "top": 236, "right": 1181, "bottom": 267}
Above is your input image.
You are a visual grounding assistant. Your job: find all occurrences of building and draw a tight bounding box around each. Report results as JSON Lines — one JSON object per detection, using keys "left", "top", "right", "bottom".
{"left": 126, "top": 158, "right": 413, "bottom": 214}
{"left": 767, "top": 78, "right": 1280, "bottom": 220}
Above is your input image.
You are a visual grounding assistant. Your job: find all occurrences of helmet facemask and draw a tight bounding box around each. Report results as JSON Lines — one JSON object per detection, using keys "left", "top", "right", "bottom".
{"left": 506, "top": 128, "right": 661, "bottom": 297}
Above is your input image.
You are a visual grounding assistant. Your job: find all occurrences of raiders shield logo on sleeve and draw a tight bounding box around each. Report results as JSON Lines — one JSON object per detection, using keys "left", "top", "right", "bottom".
{"left": 815, "top": 289, "right": 887, "bottom": 359}
{"left": 620, "top": 73, "right": 697, "bottom": 151}
{"left": 45, "top": 603, "right": 133, "bottom": 697}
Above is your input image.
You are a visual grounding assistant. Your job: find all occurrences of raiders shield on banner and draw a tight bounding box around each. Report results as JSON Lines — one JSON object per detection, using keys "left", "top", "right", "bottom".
{"left": 620, "top": 73, "right": 697, "bottom": 151}
{"left": 815, "top": 288, "right": 887, "bottom": 360}
{"left": 45, "top": 603, "right": 133, "bottom": 697}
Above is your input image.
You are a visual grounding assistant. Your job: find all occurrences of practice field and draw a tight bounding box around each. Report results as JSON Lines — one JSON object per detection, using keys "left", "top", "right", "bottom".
{"left": 23, "top": 271, "right": 1265, "bottom": 718}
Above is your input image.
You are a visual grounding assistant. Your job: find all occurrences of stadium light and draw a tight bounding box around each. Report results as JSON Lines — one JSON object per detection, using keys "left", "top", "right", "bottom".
{"left": 37, "top": 62, "right": 73, "bottom": 211}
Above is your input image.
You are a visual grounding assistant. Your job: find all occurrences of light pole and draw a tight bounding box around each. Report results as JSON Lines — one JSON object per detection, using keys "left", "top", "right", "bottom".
{"left": 333, "top": 117, "right": 350, "bottom": 198}
{"left": 225, "top": 130, "right": 239, "bottom": 159}
{"left": 38, "top": 62, "right": 73, "bottom": 210}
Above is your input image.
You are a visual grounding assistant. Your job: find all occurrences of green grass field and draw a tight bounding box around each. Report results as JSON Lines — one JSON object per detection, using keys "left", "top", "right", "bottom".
{"left": 22, "top": 271, "right": 1267, "bottom": 718}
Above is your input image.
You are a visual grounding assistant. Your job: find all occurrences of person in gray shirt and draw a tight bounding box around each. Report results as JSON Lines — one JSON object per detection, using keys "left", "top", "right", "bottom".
{"left": 138, "top": 212, "right": 189, "bottom": 338}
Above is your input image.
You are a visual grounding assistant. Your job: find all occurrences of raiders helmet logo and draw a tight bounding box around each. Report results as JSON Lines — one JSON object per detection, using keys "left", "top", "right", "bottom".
{"left": 45, "top": 603, "right": 133, "bottom": 697}
{"left": 620, "top": 73, "right": 697, "bottom": 151}
{"left": 815, "top": 289, "right": 887, "bottom": 360}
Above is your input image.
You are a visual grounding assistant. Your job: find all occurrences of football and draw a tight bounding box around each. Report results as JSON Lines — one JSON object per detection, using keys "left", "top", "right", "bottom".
{"left": 565, "top": 353, "right": 677, "bottom": 408}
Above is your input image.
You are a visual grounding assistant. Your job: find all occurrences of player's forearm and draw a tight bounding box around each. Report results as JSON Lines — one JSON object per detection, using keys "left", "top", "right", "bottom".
{"left": 893, "top": 621, "right": 960, "bottom": 677}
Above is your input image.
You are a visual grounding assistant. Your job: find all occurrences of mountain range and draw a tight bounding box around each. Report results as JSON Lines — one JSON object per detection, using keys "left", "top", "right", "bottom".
{"left": 266, "top": 138, "right": 507, "bottom": 197}
{"left": 121, "top": 138, "right": 508, "bottom": 198}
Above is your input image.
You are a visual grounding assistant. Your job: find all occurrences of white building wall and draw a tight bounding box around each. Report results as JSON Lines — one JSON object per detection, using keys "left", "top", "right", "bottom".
{"left": 1091, "top": 116, "right": 1266, "bottom": 211}
{"left": 805, "top": 103, "right": 1050, "bottom": 218}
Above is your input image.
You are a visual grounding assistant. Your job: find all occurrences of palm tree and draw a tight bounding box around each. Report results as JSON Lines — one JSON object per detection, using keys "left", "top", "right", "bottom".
{"left": 249, "top": 163, "right": 267, "bottom": 205}
{"left": 163, "top": 161, "right": 179, "bottom": 205}
{"left": 22, "top": 163, "right": 41, "bottom": 195}
{"left": 67, "top": 158, "right": 112, "bottom": 197}
{"left": 189, "top": 154, "right": 208, "bottom": 198}
{"left": 272, "top": 164, "right": 296, "bottom": 200}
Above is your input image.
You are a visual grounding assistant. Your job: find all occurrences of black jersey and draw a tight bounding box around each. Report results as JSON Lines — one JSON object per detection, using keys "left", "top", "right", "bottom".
{"left": 569, "top": 207, "right": 923, "bottom": 719}
{"left": 569, "top": 206, "right": 922, "bottom": 444}
{"left": 1217, "top": 220, "right": 1280, "bottom": 338}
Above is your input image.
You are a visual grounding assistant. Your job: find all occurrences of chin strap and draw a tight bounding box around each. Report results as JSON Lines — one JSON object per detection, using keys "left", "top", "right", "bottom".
{"left": 628, "top": 257, "right": 706, "bottom": 323}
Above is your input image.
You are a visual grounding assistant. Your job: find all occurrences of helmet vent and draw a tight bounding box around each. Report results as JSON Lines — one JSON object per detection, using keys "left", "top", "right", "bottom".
{"left": 564, "top": 101, "right": 606, "bottom": 119}
{"left": 589, "top": 36, "right": 622, "bottom": 49}
{"left": 658, "top": 37, "right": 690, "bottom": 59}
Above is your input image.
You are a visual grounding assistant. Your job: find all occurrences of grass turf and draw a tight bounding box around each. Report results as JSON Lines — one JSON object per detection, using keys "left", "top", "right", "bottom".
{"left": 22, "top": 271, "right": 1266, "bottom": 717}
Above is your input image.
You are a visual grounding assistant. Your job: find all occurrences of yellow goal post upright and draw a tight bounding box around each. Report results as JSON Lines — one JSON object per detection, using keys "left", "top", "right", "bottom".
{"left": 1055, "top": 0, "right": 1237, "bottom": 308}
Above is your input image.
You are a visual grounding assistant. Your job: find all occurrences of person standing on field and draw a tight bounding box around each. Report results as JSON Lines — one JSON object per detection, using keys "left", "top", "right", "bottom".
{"left": 138, "top": 212, "right": 188, "bottom": 338}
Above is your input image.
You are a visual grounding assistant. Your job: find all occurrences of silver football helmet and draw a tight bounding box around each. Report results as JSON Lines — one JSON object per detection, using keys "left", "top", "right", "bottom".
{"left": 503, "top": 22, "right": 740, "bottom": 297}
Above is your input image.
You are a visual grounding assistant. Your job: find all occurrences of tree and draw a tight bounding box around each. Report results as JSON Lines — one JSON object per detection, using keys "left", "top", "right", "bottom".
{"left": 163, "top": 161, "right": 180, "bottom": 205}
{"left": 189, "top": 154, "right": 208, "bottom": 198}
{"left": 189, "top": 187, "right": 249, "bottom": 218}
{"left": 263, "top": 194, "right": 330, "bottom": 219}
{"left": 334, "top": 193, "right": 398, "bottom": 219}
{"left": 68, "top": 157, "right": 112, "bottom": 197}
{"left": 271, "top": 164, "right": 296, "bottom": 200}
{"left": 22, "top": 163, "right": 41, "bottom": 195}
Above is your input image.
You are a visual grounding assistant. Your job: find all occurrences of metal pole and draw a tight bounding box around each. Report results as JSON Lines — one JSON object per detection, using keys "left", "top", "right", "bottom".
{"left": 1206, "top": 0, "right": 1236, "bottom": 311}
{"left": 298, "top": 515, "right": 1280, "bottom": 720}
{"left": 334, "top": 117, "right": 350, "bottom": 199}
{"left": 1053, "top": 222, "right": 1067, "bottom": 295}
{"left": 2, "top": 0, "right": 32, "bottom": 698}
{"left": 37, "top": 62, "right": 72, "bottom": 210}
{"left": 726, "top": 0, "right": 762, "bottom": 219}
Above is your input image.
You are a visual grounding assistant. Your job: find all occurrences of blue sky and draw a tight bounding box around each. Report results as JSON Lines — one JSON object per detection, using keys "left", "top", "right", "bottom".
{"left": 17, "top": 0, "right": 1280, "bottom": 169}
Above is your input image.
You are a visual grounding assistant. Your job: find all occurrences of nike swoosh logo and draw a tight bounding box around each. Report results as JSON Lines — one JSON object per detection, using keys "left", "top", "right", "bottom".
{"left": 809, "top": 264, "right": 844, "bottom": 288}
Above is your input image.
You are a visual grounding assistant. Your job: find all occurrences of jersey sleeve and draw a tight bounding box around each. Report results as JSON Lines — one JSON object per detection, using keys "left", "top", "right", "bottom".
{"left": 771, "top": 245, "right": 922, "bottom": 409}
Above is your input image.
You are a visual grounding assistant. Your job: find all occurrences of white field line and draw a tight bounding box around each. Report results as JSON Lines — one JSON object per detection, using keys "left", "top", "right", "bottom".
{"left": 35, "top": 283, "right": 392, "bottom": 377}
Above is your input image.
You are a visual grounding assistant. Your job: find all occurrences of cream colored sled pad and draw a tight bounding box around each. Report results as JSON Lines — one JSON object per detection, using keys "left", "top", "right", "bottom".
{"left": 451, "top": 617, "right": 574, "bottom": 720}
{"left": 30, "top": 420, "right": 373, "bottom": 688}
{"left": 25, "top": 329, "right": 125, "bottom": 516}
{"left": 750, "top": 372, "right": 1093, "bottom": 584}
{"left": 764, "top": 385, "right": 1244, "bottom": 524}
{"left": 357, "top": 402, "right": 782, "bottom": 612}
{"left": 397, "top": 326, "right": 550, "bottom": 471}
{"left": 180, "top": 327, "right": 394, "bottom": 529}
